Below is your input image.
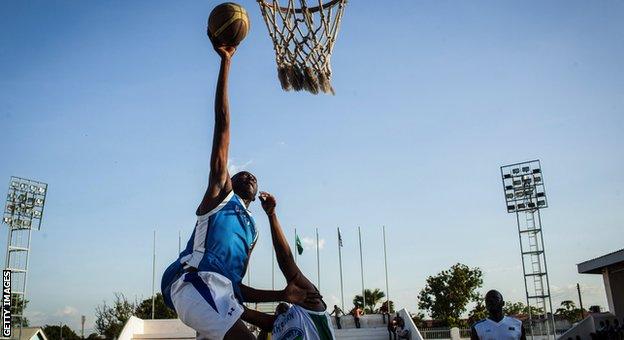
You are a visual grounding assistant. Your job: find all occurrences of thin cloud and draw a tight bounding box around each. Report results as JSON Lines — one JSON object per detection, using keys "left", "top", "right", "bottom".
{"left": 228, "top": 158, "right": 253, "bottom": 174}
{"left": 302, "top": 236, "right": 325, "bottom": 250}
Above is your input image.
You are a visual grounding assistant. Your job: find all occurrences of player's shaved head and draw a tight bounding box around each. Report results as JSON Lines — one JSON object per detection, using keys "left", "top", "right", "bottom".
{"left": 485, "top": 290, "right": 505, "bottom": 317}
{"left": 231, "top": 171, "right": 258, "bottom": 202}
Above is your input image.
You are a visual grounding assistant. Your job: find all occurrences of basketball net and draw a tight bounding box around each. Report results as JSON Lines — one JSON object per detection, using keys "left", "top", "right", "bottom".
{"left": 257, "top": 0, "right": 347, "bottom": 95}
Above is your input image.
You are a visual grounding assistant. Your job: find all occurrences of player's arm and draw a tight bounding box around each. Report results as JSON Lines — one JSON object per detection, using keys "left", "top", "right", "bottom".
{"left": 196, "top": 46, "right": 236, "bottom": 216}
{"left": 259, "top": 191, "right": 325, "bottom": 311}
{"left": 240, "top": 306, "right": 275, "bottom": 332}
{"left": 239, "top": 282, "right": 320, "bottom": 304}
{"left": 470, "top": 326, "right": 480, "bottom": 340}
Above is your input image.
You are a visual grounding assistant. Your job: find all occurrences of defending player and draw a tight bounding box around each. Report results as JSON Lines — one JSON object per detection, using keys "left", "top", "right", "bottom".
{"left": 160, "top": 45, "right": 317, "bottom": 340}
{"left": 470, "top": 290, "right": 527, "bottom": 340}
{"left": 253, "top": 191, "right": 337, "bottom": 340}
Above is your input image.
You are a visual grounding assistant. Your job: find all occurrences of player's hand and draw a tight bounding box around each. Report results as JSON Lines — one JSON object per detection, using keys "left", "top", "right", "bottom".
{"left": 284, "top": 281, "right": 323, "bottom": 305}
{"left": 259, "top": 191, "right": 276, "bottom": 216}
{"left": 209, "top": 33, "right": 236, "bottom": 59}
{"left": 214, "top": 45, "right": 236, "bottom": 59}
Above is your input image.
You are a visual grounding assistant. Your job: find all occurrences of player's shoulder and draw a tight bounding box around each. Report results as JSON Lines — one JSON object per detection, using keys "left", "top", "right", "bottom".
{"left": 471, "top": 318, "right": 488, "bottom": 329}
{"left": 504, "top": 316, "right": 523, "bottom": 326}
{"left": 472, "top": 319, "right": 487, "bottom": 327}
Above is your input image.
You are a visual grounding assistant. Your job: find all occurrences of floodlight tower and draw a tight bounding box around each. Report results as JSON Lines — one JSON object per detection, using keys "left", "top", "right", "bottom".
{"left": 500, "top": 160, "right": 555, "bottom": 339}
{"left": 2, "top": 177, "right": 48, "bottom": 339}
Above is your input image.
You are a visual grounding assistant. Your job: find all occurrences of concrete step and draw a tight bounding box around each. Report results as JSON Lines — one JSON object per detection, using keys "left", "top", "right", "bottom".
{"left": 133, "top": 334, "right": 194, "bottom": 340}
{"left": 335, "top": 326, "right": 389, "bottom": 340}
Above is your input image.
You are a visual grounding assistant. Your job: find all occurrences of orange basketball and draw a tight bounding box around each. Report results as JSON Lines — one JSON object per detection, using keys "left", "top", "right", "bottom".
{"left": 207, "top": 2, "right": 250, "bottom": 47}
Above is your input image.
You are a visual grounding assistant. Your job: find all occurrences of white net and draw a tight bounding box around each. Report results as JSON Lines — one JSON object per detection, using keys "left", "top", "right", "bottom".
{"left": 257, "top": 0, "right": 347, "bottom": 95}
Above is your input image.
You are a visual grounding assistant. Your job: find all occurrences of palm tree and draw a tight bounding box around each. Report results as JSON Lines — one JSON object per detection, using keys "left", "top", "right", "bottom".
{"left": 353, "top": 288, "right": 386, "bottom": 313}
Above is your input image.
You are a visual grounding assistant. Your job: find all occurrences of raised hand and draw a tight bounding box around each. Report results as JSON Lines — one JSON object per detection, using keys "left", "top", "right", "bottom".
{"left": 284, "top": 280, "right": 323, "bottom": 305}
{"left": 258, "top": 191, "right": 276, "bottom": 216}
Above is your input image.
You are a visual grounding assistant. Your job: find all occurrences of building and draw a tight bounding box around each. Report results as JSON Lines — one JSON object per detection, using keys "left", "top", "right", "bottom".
{"left": 578, "top": 248, "right": 624, "bottom": 318}
{"left": 1, "top": 327, "right": 48, "bottom": 340}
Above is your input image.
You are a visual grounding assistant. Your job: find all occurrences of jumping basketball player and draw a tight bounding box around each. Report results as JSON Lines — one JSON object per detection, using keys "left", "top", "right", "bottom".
{"left": 471, "top": 290, "right": 526, "bottom": 340}
{"left": 160, "top": 45, "right": 318, "bottom": 340}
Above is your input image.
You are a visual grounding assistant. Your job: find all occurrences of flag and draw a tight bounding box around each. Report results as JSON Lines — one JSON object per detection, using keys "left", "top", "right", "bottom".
{"left": 338, "top": 228, "right": 343, "bottom": 247}
{"left": 296, "top": 235, "right": 304, "bottom": 255}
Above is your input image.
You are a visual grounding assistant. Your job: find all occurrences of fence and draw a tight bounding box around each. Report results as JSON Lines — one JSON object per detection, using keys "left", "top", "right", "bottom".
{"left": 418, "top": 327, "right": 471, "bottom": 339}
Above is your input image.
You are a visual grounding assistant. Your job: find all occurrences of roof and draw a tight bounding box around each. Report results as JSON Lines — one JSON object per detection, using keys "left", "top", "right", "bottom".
{"left": 1, "top": 327, "right": 47, "bottom": 340}
{"left": 578, "top": 248, "right": 624, "bottom": 274}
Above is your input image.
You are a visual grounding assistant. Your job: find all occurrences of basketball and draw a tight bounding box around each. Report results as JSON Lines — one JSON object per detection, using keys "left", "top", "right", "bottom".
{"left": 208, "top": 2, "right": 250, "bottom": 47}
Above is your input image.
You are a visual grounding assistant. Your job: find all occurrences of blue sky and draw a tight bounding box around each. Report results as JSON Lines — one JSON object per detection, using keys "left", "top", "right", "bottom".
{"left": 1, "top": 0, "right": 623, "bottom": 333}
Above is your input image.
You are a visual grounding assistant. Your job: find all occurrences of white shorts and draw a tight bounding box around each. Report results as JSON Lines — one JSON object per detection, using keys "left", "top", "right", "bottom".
{"left": 171, "top": 271, "right": 244, "bottom": 340}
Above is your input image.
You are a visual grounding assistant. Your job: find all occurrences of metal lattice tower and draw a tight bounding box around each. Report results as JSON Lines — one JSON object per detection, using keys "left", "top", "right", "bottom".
{"left": 500, "top": 160, "right": 555, "bottom": 339}
{"left": 2, "top": 177, "right": 48, "bottom": 339}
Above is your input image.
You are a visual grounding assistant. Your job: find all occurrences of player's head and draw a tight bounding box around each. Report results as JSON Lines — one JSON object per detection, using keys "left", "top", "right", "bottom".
{"left": 231, "top": 171, "right": 258, "bottom": 201}
{"left": 275, "top": 302, "right": 290, "bottom": 316}
{"left": 485, "top": 290, "right": 505, "bottom": 316}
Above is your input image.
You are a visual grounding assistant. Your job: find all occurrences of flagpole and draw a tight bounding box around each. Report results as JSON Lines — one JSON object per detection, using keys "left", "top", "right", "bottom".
{"left": 294, "top": 227, "right": 297, "bottom": 264}
{"left": 338, "top": 227, "right": 345, "bottom": 311}
{"left": 152, "top": 230, "right": 156, "bottom": 319}
{"left": 358, "top": 226, "right": 365, "bottom": 310}
{"left": 178, "top": 229, "right": 181, "bottom": 254}
{"left": 316, "top": 227, "right": 320, "bottom": 290}
{"left": 383, "top": 225, "right": 390, "bottom": 311}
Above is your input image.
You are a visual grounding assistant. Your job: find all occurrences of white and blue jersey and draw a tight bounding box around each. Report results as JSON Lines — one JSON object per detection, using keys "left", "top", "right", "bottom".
{"left": 161, "top": 191, "right": 257, "bottom": 309}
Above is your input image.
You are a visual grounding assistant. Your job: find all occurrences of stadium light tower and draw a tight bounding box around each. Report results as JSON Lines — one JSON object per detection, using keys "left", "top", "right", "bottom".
{"left": 500, "top": 160, "right": 555, "bottom": 339}
{"left": 2, "top": 176, "right": 48, "bottom": 339}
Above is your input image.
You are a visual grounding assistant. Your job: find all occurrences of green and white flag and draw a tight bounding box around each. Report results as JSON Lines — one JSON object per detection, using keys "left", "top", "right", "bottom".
{"left": 296, "top": 235, "right": 304, "bottom": 255}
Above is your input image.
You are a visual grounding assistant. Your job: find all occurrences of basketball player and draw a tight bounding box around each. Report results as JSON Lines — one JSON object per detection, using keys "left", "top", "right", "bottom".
{"left": 249, "top": 191, "right": 336, "bottom": 340}
{"left": 160, "top": 44, "right": 318, "bottom": 340}
{"left": 470, "top": 290, "right": 526, "bottom": 340}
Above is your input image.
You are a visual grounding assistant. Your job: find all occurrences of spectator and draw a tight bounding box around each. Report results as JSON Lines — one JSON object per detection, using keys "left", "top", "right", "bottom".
{"left": 330, "top": 305, "right": 344, "bottom": 329}
{"left": 381, "top": 301, "right": 390, "bottom": 324}
{"left": 353, "top": 304, "right": 363, "bottom": 329}
{"left": 394, "top": 314, "right": 409, "bottom": 339}
{"left": 387, "top": 315, "right": 396, "bottom": 340}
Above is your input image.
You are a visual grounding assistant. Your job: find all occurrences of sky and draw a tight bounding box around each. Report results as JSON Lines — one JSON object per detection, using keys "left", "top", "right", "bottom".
{"left": 1, "top": 0, "right": 623, "bottom": 334}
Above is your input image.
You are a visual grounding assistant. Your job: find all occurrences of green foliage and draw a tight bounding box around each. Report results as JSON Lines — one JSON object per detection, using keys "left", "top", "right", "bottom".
{"left": 417, "top": 263, "right": 483, "bottom": 327}
{"left": 555, "top": 300, "right": 584, "bottom": 323}
{"left": 43, "top": 324, "right": 81, "bottom": 340}
{"left": 352, "top": 288, "right": 386, "bottom": 313}
{"left": 467, "top": 296, "right": 488, "bottom": 325}
{"left": 503, "top": 301, "right": 544, "bottom": 316}
{"left": 95, "top": 293, "right": 135, "bottom": 339}
{"left": 11, "top": 294, "right": 29, "bottom": 327}
{"left": 411, "top": 311, "right": 426, "bottom": 328}
{"left": 135, "top": 293, "right": 177, "bottom": 319}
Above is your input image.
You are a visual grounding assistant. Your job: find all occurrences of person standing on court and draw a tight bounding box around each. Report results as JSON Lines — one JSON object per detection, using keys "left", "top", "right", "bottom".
{"left": 353, "top": 305, "right": 363, "bottom": 329}
{"left": 471, "top": 290, "right": 526, "bottom": 340}
{"left": 330, "top": 305, "right": 344, "bottom": 329}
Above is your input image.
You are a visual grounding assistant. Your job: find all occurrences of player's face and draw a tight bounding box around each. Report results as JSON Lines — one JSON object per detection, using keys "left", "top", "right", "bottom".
{"left": 232, "top": 171, "right": 258, "bottom": 201}
{"left": 485, "top": 290, "right": 504, "bottom": 315}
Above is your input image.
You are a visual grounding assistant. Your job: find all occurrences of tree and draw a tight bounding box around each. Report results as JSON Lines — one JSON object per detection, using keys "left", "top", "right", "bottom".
{"left": 555, "top": 300, "right": 584, "bottom": 323}
{"left": 503, "top": 301, "right": 526, "bottom": 316}
{"left": 467, "top": 296, "right": 488, "bottom": 325}
{"left": 95, "top": 293, "right": 135, "bottom": 339}
{"left": 10, "top": 294, "right": 29, "bottom": 327}
{"left": 43, "top": 324, "right": 80, "bottom": 340}
{"left": 353, "top": 288, "right": 386, "bottom": 313}
{"left": 135, "top": 293, "right": 177, "bottom": 319}
{"left": 417, "top": 263, "right": 483, "bottom": 327}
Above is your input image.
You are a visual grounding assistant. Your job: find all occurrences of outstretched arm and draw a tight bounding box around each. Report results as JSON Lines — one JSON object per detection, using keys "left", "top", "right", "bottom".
{"left": 239, "top": 283, "right": 320, "bottom": 304}
{"left": 259, "top": 192, "right": 325, "bottom": 311}
{"left": 241, "top": 306, "right": 276, "bottom": 333}
{"left": 196, "top": 46, "right": 236, "bottom": 216}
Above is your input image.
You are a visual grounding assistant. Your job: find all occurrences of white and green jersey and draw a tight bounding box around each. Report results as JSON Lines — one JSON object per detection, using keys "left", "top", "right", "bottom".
{"left": 272, "top": 304, "right": 336, "bottom": 340}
